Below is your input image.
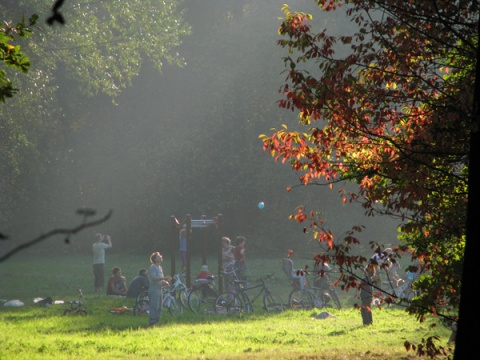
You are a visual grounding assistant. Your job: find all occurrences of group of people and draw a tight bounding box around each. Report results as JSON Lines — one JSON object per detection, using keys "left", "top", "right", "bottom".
{"left": 92, "top": 233, "right": 150, "bottom": 299}
{"left": 221, "top": 236, "right": 247, "bottom": 278}
{"left": 92, "top": 234, "right": 170, "bottom": 326}
{"left": 354, "top": 247, "right": 425, "bottom": 326}
{"left": 179, "top": 230, "right": 248, "bottom": 282}
{"left": 93, "top": 230, "right": 248, "bottom": 327}
{"left": 94, "top": 232, "right": 423, "bottom": 329}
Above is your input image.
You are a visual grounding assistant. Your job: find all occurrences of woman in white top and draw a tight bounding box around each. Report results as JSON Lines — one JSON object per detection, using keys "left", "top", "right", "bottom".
{"left": 148, "top": 252, "right": 171, "bottom": 326}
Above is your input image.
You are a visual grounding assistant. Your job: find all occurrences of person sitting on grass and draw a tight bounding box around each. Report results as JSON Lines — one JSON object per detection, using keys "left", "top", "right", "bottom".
{"left": 126, "top": 268, "right": 149, "bottom": 298}
{"left": 107, "top": 266, "right": 128, "bottom": 297}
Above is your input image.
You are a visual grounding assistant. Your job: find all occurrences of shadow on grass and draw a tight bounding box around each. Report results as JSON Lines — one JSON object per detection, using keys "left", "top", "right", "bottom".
{"left": 1, "top": 305, "right": 284, "bottom": 332}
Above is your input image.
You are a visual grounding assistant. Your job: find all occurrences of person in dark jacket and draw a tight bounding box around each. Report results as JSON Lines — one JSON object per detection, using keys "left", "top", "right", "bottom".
{"left": 355, "top": 265, "right": 376, "bottom": 325}
{"left": 126, "top": 268, "right": 149, "bottom": 298}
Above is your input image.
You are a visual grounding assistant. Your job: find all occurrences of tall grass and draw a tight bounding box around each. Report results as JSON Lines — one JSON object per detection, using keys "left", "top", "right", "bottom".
{"left": 0, "top": 252, "right": 453, "bottom": 359}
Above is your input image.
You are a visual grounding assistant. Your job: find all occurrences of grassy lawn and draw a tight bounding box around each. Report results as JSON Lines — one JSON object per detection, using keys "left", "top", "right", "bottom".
{"left": 0, "top": 252, "right": 453, "bottom": 359}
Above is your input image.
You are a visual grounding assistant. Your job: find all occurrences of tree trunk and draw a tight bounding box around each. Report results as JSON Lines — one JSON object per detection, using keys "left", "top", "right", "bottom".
{"left": 453, "top": 13, "right": 480, "bottom": 360}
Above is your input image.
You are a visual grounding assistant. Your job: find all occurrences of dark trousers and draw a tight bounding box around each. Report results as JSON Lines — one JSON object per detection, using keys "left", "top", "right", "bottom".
{"left": 360, "top": 297, "right": 373, "bottom": 325}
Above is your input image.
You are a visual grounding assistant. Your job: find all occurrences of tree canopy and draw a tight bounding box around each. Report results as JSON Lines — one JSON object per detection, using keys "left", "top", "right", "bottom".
{"left": 0, "top": 0, "right": 190, "bottom": 229}
{"left": 261, "top": 1, "right": 478, "bottom": 356}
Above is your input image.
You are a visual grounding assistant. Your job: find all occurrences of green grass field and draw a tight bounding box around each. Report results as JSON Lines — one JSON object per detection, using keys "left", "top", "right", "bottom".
{"left": 0, "top": 251, "right": 453, "bottom": 359}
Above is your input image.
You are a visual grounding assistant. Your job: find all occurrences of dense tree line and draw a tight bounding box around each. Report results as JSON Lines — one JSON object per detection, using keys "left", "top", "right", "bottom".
{"left": 1, "top": 1, "right": 393, "bottom": 258}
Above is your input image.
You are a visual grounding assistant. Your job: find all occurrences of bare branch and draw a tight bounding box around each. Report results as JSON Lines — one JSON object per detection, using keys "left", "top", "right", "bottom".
{"left": 0, "top": 210, "right": 112, "bottom": 262}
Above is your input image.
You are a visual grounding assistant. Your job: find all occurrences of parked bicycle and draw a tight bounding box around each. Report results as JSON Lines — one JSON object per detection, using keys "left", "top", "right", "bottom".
{"left": 63, "top": 289, "right": 87, "bottom": 316}
{"left": 134, "top": 274, "right": 186, "bottom": 316}
{"left": 185, "top": 267, "right": 241, "bottom": 314}
{"left": 283, "top": 257, "right": 341, "bottom": 310}
{"left": 187, "top": 275, "right": 219, "bottom": 314}
{"left": 171, "top": 273, "right": 189, "bottom": 310}
{"left": 385, "top": 270, "right": 418, "bottom": 304}
{"left": 215, "top": 274, "right": 284, "bottom": 315}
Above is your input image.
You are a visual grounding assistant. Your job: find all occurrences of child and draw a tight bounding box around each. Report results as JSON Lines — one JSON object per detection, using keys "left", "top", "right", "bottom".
{"left": 195, "top": 265, "right": 215, "bottom": 298}
{"left": 179, "top": 228, "right": 187, "bottom": 273}
{"left": 197, "top": 264, "right": 212, "bottom": 280}
{"left": 234, "top": 236, "right": 247, "bottom": 281}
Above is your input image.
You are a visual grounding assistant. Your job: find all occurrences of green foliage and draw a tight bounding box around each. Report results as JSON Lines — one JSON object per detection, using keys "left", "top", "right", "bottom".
{"left": 0, "top": 0, "right": 190, "bottom": 229}
{"left": 0, "top": 14, "right": 37, "bottom": 102}
{"left": 261, "top": 0, "right": 476, "bottom": 325}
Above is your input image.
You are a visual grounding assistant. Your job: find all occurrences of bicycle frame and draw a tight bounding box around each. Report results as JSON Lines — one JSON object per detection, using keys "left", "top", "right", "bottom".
{"left": 162, "top": 287, "right": 182, "bottom": 315}
{"left": 169, "top": 274, "right": 187, "bottom": 295}
{"left": 63, "top": 289, "right": 87, "bottom": 315}
{"left": 234, "top": 279, "right": 268, "bottom": 312}
{"left": 220, "top": 268, "right": 240, "bottom": 292}
{"left": 187, "top": 275, "right": 219, "bottom": 314}
{"left": 216, "top": 275, "right": 284, "bottom": 314}
{"left": 288, "top": 272, "right": 342, "bottom": 310}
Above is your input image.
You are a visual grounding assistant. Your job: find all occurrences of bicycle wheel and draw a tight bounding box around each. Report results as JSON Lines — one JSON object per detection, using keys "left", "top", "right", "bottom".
{"left": 188, "top": 286, "right": 217, "bottom": 314}
{"left": 63, "top": 309, "right": 73, "bottom": 316}
{"left": 165, "top": 296, "right": 183, "bottom": 316}
{"left": 215, "top": 292, "right": 243, "bottom": 315}
{"left": 76, "top": 309, "right": 87, "bottom": 315}
{"left": 134, "top": 291, "right": 150, "bottom": 315}
{"left": 264, "top": 291, "right": 285, "bottom": 313}
{"left": 178, "top": 287, "right": 189, "bottom": 310}
{"left": 289, "top": 289, "right": 314, "bottom": 310}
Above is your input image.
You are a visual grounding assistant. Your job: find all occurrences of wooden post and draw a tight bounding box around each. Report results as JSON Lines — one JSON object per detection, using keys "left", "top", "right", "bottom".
{"left": 217, "top": 214, "right": 223, "bottom": 293}
{"left": 186, "top": 214, "right": 192, "bottom": 288}
{"left": 201, "top": 214, "right": 207, "bottom": 265}
{"left": 170, "top": 215, "right": 178, "bottom": 277}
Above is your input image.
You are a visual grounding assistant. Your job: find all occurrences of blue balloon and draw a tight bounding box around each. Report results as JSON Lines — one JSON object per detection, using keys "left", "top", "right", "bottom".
{"left": 258, "top": 202, "right": 265, "bottom": 209}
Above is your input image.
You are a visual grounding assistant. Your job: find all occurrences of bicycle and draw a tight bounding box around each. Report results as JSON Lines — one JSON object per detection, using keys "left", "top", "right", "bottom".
{"left": 63, "top": 288, "right": 87, "bottom": 316}
{"left": 187, "top": 267, "right": 243, "bottom": 314}
{"left": 133, "top": 287, "right": 181, "bottom": 317}
{"left": 133, "top": 276, "right": 186, "bottom": 316}
{"left": 385, "top": 271, "right": 418, "bottom": 304}
{"left": 288, "top": 272, "right": 342, "bottom": 310}
{"left": 171, "top": 273, "right": 189, "bottom": 310}
{"left": 215, "top": 274, "right": 284, "bottom": 315}
{"left": 187, "top": 275, "right": 219, "bottom": 314}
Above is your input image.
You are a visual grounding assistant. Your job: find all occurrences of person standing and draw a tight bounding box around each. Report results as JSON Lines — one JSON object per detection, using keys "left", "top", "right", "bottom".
{"left": 221, "top": 237, "right": 236, "bottom": 290}
{"left": 179, "top": 228, "right": 187, "bottom": 273}
{"left": 92, "top": 233, "right": 112, "bottom": 293}
{"left": 355, "top": 265, "right": 376, "bottom": 326}
{"left": 371, "top": 247, "right": 392, "bottom": 286}
{"left": 234, "top": 236, "right": 247, "bottom": 281}
{"left": 222, "top": 237, "right": 235, "bottom": 270}
{"left": 148, "top": 252, "right": 171, "bottom": 327}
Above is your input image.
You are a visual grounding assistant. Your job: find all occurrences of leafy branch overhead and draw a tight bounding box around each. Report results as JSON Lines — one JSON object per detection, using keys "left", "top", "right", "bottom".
{"left": 0, "top": 15, "right": 37, "bottom": 102}
{"left": 261, "top": 0, "right": 476, "bottom": 340}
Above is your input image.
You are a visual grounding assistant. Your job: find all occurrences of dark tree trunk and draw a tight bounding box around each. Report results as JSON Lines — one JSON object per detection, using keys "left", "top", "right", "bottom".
{"left": 454, "top": 13, "right": 480, "bottom": 360}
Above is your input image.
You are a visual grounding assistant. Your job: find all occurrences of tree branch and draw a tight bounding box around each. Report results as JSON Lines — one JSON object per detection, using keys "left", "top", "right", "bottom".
{"left": 0, "top": 210, "right": 112, "bottom": 262}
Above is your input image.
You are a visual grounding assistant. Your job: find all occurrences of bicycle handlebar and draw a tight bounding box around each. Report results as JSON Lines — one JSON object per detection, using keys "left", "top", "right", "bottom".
{"left": 254, "top": 273, "right": 275, "bottom": 283}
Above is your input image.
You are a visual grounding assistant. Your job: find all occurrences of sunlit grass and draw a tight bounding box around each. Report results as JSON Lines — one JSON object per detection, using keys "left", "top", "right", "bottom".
{"left": 0, "top": 303, "right": 451, "bottom": 360}
{"left": 0, "top": 253, "right": 453, "bottom": 359}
